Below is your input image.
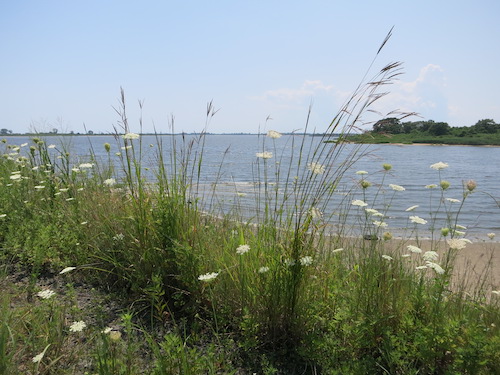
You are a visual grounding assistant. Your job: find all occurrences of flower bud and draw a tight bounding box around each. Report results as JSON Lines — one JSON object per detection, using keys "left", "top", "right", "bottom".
{"left": 465, "top": 179, "right": 477, "bottom": 192}
{"left": 104, "top": 143, "right": 111, "bottom": 153}
{"left": 441, "top": 227, "right": 450, "bottom": 237}
{"left": 440, "top": 180, "right": 450, "bottom": 190}
{"left": 382, "top": 163, "right": 392, "bottom": 171}
{"left": 360, "top": 180, "right": 372, "bottom": 189}
{"left": 382, "top": 232, "right": 393, "bottom": 241}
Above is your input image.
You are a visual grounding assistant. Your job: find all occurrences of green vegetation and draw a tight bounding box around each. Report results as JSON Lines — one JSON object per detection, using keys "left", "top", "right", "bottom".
{"left": 346, "top": 118, "right": 500, "bottom": 145}
{"left": 1, "top": 43, "right": 499, "bottom": 373}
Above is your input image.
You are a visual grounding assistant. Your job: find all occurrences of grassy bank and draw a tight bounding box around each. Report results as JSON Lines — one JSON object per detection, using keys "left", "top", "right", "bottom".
{"left": 344, "top": 132, "right": 500, "bottom": 145}
{"left": 2, "top": 57, "right": 500, "bottom": 374}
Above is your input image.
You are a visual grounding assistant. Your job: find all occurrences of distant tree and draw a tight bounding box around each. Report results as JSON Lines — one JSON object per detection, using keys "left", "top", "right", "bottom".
{"left": 0, "top": 128, "right": 12, "bottom": 135}
{"left": 373, "top": 118, "right": 402, "bottom": 134}
{"left": 427, "top": 121, "right": 450, "bottom": 136}
{"left": 473, "top": 119, "right": 498, "bottom": 133}
{"left": 51, "top": 128, "right": 58, "bottom": 134}
{"left": 402, "top": 121, "right": 418, "bottom": 134}
{"left": 87, "top": 130, "right": 94, "bottom": 135}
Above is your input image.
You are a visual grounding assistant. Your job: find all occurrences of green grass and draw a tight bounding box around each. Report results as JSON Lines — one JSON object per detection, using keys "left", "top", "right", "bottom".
{"left": 345, "top": 132, "right": 500, "bottom": 145}
{"left": 1, "top": 38, "right": 500, "bottom": 373}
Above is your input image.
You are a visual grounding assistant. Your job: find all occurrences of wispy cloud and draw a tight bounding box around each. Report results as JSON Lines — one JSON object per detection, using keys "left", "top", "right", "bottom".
{"left": 375, "top": 64, "right": 448, "bottom": 120}
{"left": 252, "top": 80, "right": 334, "bottom": 103}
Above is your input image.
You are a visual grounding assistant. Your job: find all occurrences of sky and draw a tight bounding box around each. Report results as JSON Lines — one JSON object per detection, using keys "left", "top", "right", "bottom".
{"left": 1, "top": 0, "right": 499, "bottom": 134}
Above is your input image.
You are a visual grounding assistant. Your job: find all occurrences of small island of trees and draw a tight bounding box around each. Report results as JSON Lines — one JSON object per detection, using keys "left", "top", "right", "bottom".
{"left": 346, "top": 118, "right": 500, "bottom": 145}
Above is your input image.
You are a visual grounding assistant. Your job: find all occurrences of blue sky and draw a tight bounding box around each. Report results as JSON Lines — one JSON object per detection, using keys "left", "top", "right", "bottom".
{"left": 1, "top": 1, "right": 499, "bottom": 134}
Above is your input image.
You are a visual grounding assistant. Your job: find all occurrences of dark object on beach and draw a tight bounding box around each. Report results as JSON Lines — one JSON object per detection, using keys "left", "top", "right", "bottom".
{"left": 363, "top": 234, "right": 379, "bottom": 241}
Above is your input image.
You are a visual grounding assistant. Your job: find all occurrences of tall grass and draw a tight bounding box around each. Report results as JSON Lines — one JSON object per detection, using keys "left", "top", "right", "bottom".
{"left": 1, "top": 32, "right": 499, "bottom": 373}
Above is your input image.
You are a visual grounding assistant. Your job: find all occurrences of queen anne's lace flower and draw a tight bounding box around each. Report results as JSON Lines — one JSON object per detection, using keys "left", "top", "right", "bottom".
{"left": 430, "top": 162, "right": 449, "bottom": 170}
{"left": 352, "top": 200, "right": 368, "bottom": 207}
{"left": 266, "top": 130, "right": 282, "bottom": 139}
{"left": 299, "top": 256, "right": 313, "bottom": 266}
{"left": 426, "top": 262, "right": 445, "bottom": 275}
{"left": 198, "top": 272, "right": 219, "bottom": 281}
{"left": 104, "top": 178, "right": 116, "bottom": 186}
{"left": 122, "top": 133, "right": 140, "bottom": 140}
{"left": 256, "top": 151, "right": 273, "bottom": 159}
{"left": 423, "top": 251, "right": 439, "bottom": 262}
{"left": 407, "top": 245, "right": 422, "bottom": 253}
{"left": 356, "top": 170, "right": 368, "bottom": 175}
{"left": 382, "top": 255, "right": 393, "bottom": 261}
{"left": 373, "top": 221, "right": 388, "bottom": 228}
{"left": 37, "top": 289, "right": 56, "bottom": 299}
{"left": 258, "top": 266, "right": 270, "bottom": 273}
{"left": 389, "top": 184, "right": 405, "bottom": 191}
{"left": 236, "top": 244, "right": 250, "bottom": 255}
{"left": 79, "top": 163, "right": 94, "bottom": 169}
{"left": 446, "top": 198, "right": 461, "bottom": 203}
{"left": 405, "top": 205, "right": 419, "bottom": 212}
{"left": 308, "top": 162, "right": 326, "bottom": 174}
{"left": 447, "top": 238, "right": 469, "bottom": 250}
{"left": 410, "top": 216, "right": 427, "bottom": 225}
{"left": 69, "top": 321, "right": 87, "bottom": 332}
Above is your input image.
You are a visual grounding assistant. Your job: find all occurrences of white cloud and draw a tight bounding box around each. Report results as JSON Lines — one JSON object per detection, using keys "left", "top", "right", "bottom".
{"left": 374, "top": 64, "right": 448, "bottom": 121}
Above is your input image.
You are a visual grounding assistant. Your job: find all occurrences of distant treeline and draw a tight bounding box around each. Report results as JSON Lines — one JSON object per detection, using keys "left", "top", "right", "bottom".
{"left": 371, "top": 118, "right": 499, "bottom": 137}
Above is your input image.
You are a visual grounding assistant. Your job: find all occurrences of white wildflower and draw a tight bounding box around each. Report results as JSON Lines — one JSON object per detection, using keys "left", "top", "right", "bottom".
{"left": 122, "top": 133, "right": 140, "bottom": 140}
{"left": 426, "top": 262, "right": 445, "bottom": 275}
{"left": 415, "top": 265, "right": 428, "bottom": 270}
{"left": 365, "top": 208, "right": 380, "bottom": 215}
{"left": 430, "top": 162, "right": 449, "bottom": 170}
{"left": 487, "top": 233, "right": 496, "bottom": 240}
{"left": 446, "top": 198, "right": 461, "bottom": 203}
{"left": 104, "top": 178, "right": 116, "bottom": 186}
{"left": 48, "top": 144, "right": 56, "bottom": 149}
{"left": 447, "top": 238, "right": 469, "bottom": 250}
{"left": 258, "top": 266, "right": 270, "bottom": 273}
{"left": 266, "top": 130, "right": 282, "bottom": 139}
{"left": 256, "top": 151, "right": 273, "bottom": 159}
{"left": 79, "top": 163, "right": 93, "bottom": 169}
{"left": 373, "top": 221, "right": 388, "bottom": 228}
{"left": 492, "top": 290, "right": 500, "bottom": 296}
{"left": 425, "top": 184, "right": 438, "bottom": 189}
{"left": 382, "top": 255, "right": 393, "bottom": 261}
{"left": 9, "top": 174, "right": 21, "bottom": 180}
{"left": 352, "top": 199, "right": 368, "bottom": 207}
{"left": 409, "top": 216, "right": 427, "bottom": 225}
{"left": 331, "top": 248, "right": 344, "bottom": 253}
{"left": 356, "top": 170, "right": 368, "bottom": 175}
{"left": 422, "top": 251, "right": 439, "bottom": 262}
{"left": 69, "top": 321, "right": 87, "bottom": 332}
{"left": 389, "top": 184, "right": 405, "bottom": 191}
{"left": 37, "top": 289, "right": 56, "bottom": 299}
{"left": 198, "top": 272, "right": 219, "bottom": 281}
{"left": 236, "top": 244, "right": 250, "bottom": 255}
{"left": 299, "top": 256, "right": 313, "bottom": 266}
{"left": 407, "top": 245, "right": 423, "bottom": 254}
{"left": 308, "top": 162, "right": 326, "bottom": 174}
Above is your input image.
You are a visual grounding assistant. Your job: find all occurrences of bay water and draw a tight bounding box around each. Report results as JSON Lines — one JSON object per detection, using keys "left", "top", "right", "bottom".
{"left": 4, "top": 134, "right": 500, "bottom": 240}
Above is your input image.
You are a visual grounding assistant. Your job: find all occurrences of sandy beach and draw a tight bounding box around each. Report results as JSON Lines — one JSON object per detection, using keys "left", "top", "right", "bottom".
{"left": 382, "top": 238, "right": 500, "bottom": 292}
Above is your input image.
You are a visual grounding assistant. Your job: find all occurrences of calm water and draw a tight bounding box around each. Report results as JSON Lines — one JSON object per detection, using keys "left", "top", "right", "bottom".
{"left": 4, "top": 134, "right": 500, "bottom": 240}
